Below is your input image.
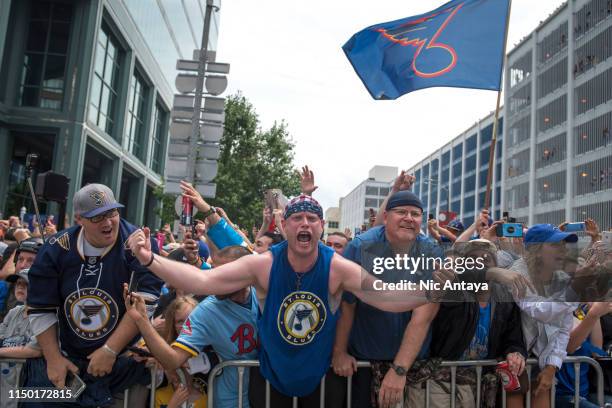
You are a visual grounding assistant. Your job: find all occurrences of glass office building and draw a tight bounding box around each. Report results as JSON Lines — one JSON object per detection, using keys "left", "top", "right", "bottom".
{"left": 407, "top": 112, "right": 504, "bottom": 231}
{"left": 0, "top": 0, "right": 221, "bottom": 225}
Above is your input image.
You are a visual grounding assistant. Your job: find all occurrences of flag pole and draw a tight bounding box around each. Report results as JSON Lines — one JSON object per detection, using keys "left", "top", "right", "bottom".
{"left": 484, "top": 0, "right": 513, "bottom": 211}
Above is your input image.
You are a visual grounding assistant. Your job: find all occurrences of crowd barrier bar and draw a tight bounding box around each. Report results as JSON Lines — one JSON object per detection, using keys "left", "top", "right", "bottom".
{"left": 0, "top": 358, "right": 155, "bottom": 408}
{"left": 206, "top": 356, "right": 605, "bottom": 408}
{"left": 0, "top": 356, "right": 605, "bottom": 408}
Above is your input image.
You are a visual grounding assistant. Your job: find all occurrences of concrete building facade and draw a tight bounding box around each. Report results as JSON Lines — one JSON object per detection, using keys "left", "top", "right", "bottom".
{"left": 339, "top": 165, "right": 396, "bottom": 235}
{"left": 407, "top": 0, "right": 612, "bottom": 232}
{"left": 504, "top": 0, "right": 612, "bottom": 229}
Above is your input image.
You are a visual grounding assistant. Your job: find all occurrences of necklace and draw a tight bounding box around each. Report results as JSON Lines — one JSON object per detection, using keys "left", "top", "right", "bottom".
{"left": 295, "top": 272, "right": 304, "bottom": 291}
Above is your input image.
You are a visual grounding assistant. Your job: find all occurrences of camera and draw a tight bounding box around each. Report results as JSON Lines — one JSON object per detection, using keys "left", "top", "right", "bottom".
{"left": 496, "top": 222, "right": 523, "bottom": 238}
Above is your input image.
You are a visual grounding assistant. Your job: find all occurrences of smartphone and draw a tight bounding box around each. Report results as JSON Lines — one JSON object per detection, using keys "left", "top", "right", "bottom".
{"left": 564, "top": 222, "right": 585, "bottom": 232}
{"left": 127, "top": 346, "right": 153, "bottom": 358}
{"left": 496, "top": 223, "right": 523, "bottom": 238}
{"left": 428, "top": 214, "right": 434, "bottom": 220}
{"left": 65, "top": 372, "right": 86, "bottom": 399}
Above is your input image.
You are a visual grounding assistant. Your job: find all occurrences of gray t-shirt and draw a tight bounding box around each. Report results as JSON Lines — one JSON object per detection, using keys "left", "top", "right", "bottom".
{"left": 0, "top": 304, "right": 39, "bottom": 349}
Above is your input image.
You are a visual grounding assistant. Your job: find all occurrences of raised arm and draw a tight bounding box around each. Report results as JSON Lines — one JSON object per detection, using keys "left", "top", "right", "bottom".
{"left": 127, "top": 227, "right": 269, "bottom": 296}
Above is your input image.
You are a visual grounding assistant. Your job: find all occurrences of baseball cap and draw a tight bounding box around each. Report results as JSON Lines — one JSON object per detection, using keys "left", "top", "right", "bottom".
{"left": 524, "top": 224, "right": 578, "bottom": 246}
{"left": 74, "top": 184, "right": 124, "bottom": 218}
{"left": 447, "top": 219, "right": 465, "bottom": 233}
{"left": 6, "top": 268, "right": 29, "bottom": 285}
{"left": 454, "top": 238, "right": 498, "bottom": 258}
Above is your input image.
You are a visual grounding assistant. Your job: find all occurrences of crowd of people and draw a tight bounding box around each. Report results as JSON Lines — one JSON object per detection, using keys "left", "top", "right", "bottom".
{"left": 0, "top": 166, "right": 610, "bottom": 408}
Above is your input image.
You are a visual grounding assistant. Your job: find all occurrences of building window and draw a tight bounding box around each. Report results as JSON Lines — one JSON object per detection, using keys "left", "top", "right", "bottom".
{"left": 125, "top": 72, "right": 148, "bottom": 160}
{"left": 575, "top": 67, "right": 612, "bottom": 116}
{"left": 89, "top": 25, "right": 122, "bottom": 138}
{"left": 574, "top": 111, "right": 611, "bottom": 155}
{"left": 466, "top": 135, "right": 477, "bottom": 153}
{"left": 328, "top": 221, "right": 339, "bottom": 229}
{"left": 365, "top": 186, "right": 378, "bottom": 196}
{"left": 151, "top": 102, "right": 167, "bottom": 173}
{"left": 365, "top": 197, "right": 378, "bottom": 208}
{"left": 19, "top": 1, "right": 72, "bottom": 109}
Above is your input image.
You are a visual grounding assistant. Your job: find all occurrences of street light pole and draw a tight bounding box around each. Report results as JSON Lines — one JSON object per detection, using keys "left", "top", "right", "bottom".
{"left": 186, "top": 0, "right": 215, "bottom": 184}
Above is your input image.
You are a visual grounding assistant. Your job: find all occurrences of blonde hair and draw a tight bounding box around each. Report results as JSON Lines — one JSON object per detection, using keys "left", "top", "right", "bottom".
{"left": 525, "top": 244, "right": 546, "bottom": 295}
{"left": 163, "top": 295, "right": 198, "bottom": 344}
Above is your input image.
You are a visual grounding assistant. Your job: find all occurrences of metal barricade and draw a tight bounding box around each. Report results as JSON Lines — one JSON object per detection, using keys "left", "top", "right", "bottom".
{"left": 206, "top": 357, "right": 606, "bottom": 408}
{"left": 0, "top": 357, "right": 159, "bottom": 408}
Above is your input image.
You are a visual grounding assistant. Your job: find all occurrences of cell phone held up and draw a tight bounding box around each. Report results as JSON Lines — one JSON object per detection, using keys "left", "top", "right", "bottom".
{"left": 564, "top": 222, "right": 585, "bottom": 233}
{"left": 496, "top": 223, "right": 523, "bottom": 238}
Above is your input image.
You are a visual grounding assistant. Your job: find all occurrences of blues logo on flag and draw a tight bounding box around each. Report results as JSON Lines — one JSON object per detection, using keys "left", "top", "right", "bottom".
{"left": 342, "top": 0, "right": 510, "bottom": 100}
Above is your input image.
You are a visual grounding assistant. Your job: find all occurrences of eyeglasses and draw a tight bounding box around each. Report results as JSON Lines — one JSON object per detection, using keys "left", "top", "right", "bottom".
{"left": 86, "top": 209, "right": 119, "bottom": 223}
{"left": 388, "top": 208, "right": 423, "bottom": 219}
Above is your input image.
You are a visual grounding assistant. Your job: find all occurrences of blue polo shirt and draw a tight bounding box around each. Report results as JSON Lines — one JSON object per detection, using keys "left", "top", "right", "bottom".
{"left": 343, "top": 226, "right": 443, "bottom": 361}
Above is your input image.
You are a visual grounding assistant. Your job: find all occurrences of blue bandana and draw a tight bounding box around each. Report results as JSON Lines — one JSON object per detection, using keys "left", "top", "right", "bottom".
{"left": 283, "top": 195, "right": 324, "bottom": 220}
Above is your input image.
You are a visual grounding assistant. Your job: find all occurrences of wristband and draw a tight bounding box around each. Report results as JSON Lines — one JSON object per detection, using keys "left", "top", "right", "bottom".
{"left": 143, "top": 252, "right": 155, "bottom": 268}
{"left": 102, "top": 344, "right": 118, "bottom": 357}
{"left": 201, "top": 206, "right": 217, "bottom": 220}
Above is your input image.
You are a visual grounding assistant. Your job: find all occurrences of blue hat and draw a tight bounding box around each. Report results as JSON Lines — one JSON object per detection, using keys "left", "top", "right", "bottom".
{"left": 524, "top": 224, "right": 578, "bottom": 246}
{"left": 385, "top": 190, "right": 423, "bottom": 212}
{"left": 447, "top": 219, "right": 465, "bottom": 233}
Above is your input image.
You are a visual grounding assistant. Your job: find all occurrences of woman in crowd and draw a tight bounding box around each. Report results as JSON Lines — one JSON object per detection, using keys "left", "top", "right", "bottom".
{"left": 508, "top": 224, "right": 587, "bottom": 408}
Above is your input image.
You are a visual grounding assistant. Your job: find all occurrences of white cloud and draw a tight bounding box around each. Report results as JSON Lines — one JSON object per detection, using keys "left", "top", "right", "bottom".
{"left": 215, "top": 0, "right": 566, "bottom": 210}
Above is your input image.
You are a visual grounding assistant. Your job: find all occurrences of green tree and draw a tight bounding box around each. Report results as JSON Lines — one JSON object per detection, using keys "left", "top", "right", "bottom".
{"left": 153, "top": 182, "right": 176, "bottom": 226}
{"left": 210, "top": 92, "right": 300, "bottom": 231}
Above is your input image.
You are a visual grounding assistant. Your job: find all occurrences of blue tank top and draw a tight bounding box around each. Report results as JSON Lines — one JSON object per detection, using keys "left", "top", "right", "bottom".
{"left": 258, "top": 240, "right": 338, "bottom": 397}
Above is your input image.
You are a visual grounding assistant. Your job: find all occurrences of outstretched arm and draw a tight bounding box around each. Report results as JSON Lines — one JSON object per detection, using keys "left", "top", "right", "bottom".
{"left": 127, "top": 227, "right": 268, "bottom": 295}
{"left": 333, "top": 256, "right": 427, "bottom": 312}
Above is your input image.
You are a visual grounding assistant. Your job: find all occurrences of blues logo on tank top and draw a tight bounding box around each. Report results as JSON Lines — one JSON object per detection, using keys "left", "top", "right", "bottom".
{"left": 277, "top": 291, "right": 326, "bottom": 345}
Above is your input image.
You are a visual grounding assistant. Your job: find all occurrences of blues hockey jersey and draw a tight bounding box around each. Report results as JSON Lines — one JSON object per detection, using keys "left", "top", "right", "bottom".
{"left": 27, "top": 219, "right": 163, "bottom": 358}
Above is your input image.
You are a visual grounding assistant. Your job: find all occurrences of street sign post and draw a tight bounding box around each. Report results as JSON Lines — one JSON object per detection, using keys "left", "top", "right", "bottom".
{"left": 164, "top": 0, "right": 230, "bottom": 198}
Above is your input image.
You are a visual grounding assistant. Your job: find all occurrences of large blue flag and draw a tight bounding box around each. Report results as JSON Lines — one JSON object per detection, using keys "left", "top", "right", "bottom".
{"left": 343, "top": 0, "right": 510, "bottom": 100}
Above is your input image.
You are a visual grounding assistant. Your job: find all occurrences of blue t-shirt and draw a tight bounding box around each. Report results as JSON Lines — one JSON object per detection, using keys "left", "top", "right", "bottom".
{"left": 461, "top": 302, "right": 491, "bottom": 360}
{"left": 174, "top": 287, "right": 259, "bottom": 408}
{"left": 198, "top": 241, "right": 210, "bottom": 261}
{"left": 556, "top": 338, "right": 606, "bottom": 398}
{"left": 343, "top": 226, "right": 443, "bottom": 360}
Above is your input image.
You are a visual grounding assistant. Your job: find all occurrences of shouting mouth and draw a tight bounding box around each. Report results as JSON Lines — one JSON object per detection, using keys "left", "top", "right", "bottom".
{"left": 297, "top": 231, "right": 312, "bottom": 246}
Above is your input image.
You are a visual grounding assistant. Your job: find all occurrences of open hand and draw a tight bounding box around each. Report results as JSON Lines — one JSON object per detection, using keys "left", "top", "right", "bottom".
{"left": 127, "top": 228, "right": 153, "bottom": 265}
{"left": 300, "top": 165, "right": 318, "bottom": 195}
{"left": 392, "top": 170, "right": 415, "bottom": 193}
